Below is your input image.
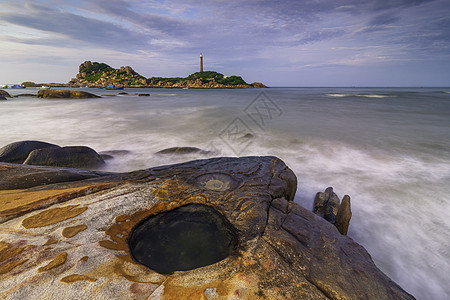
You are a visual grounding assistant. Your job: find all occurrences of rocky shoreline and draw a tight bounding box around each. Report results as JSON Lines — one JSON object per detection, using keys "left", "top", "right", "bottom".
{"left": 0, "top": 140, "right": 415, "bottom": 299}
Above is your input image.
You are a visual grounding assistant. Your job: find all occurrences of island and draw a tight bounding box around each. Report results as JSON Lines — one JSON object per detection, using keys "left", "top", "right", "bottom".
{"left": 61, "top": 61, "right": 266, "bottom": 89}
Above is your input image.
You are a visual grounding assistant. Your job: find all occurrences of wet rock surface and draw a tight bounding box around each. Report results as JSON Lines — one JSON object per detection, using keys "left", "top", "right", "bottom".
{"left": 0, "top": 156, "right": 414, "bottom": 299}
{"left": 23, "top": 146, "right": 105, "bottom": 169}
{"left": 0, "top": 141, "right": 60, "bottom": 164}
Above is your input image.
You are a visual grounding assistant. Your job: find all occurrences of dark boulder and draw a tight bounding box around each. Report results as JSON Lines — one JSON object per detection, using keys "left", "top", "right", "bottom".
{"left": 314, "top": 187, "right": 352, "bottom": 235}
{"left": 138, "top": 93, "right": 150, "bottom": 96}
{"left": 23, "top": 146, "right": 105, "bottom": 169}
{"left": 0, "top": 140, "right": 60, "bottom": 164}
{"left": 0, "top": 89, "right": 12, "bottom": 98}
{"left": 335, "top": 195, "right": 352, "bottom": 235}
{"left": 37, "top": 89, "right": 100, "bottom": 99}
{"left": 156, "top": 146, "right": 212, "bottom": 155}
{"left": 98, "top": 150, "right": 131, "bottom": 161}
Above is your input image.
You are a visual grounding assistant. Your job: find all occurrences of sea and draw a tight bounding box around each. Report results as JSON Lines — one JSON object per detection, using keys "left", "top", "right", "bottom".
{"left": 1, "top": 87, "right": 449, "bottom": 299}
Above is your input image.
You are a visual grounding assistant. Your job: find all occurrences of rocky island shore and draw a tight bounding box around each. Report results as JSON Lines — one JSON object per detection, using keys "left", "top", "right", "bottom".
{"left": 15, "top": 61, "right": 267, "bottom": 89}
{"left": 0, "top": 140, "right": 414, "bottom": 299}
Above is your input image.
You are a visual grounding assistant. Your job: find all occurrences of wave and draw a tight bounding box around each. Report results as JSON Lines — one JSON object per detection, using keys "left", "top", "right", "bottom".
{"left": 325, "top": 93, "right": 394, "bottom": 98}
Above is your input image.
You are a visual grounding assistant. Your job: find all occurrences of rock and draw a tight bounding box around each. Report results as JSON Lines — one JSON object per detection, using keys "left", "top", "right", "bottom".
{"left": 0, "top": 141, "right": 60, "bottom": 164}
{"left": 0, "top": 156, "right": 414, "bottom": 299}
{"left": 138, "top": 93, "right": 150, "bottom": 96}
{"left": 314, "top": 187, "right": 352, "bottom": 235}
{"left": 14, "top": 94, "right": 36, "bottom": 97}
{"left": 0, "top": 163, "right": 112, "bottom": 190}
{"left": 251, "top": 82, "right": 268, "bottom": 88}
{"left": 118, "top": 92, "right": 128, "bottom": 95}
{"left": 21, "top": 81, "right": 38, "bottom": 87}
{"left": 0, "top": 90, "right": 12, "bottom": 98}
{"left": 98, "top": 150, "right": 131, "bottom": 161}
{"left": 314, "top": 187, "right": 339, "bottom": 222}
{"left": 37, "top": 89, "right": 100, "bottom": 99}
{"left": 335, "top": 195, "right": 352, "bottom": 235}
{"left": 155, "top": 147, "right": 212, "bottom": 155}
{"left": 0, "top": 96, "right": 6, "bottom": 101}
{"left": 23, "top": 146, "right": 105, "bottom": 169}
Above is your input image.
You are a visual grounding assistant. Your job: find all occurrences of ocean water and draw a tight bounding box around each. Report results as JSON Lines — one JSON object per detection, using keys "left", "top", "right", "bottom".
{"left": 1, "top": 87, "right": 450, "bottom": 299}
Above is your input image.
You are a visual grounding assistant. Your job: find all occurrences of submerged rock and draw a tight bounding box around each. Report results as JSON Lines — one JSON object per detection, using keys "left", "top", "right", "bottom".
{"left": 37, "top": 89, "right": 100, "bottom": 99}
{"left": 23, "top": 146, "right": 105, "bottom": 169}
{"left": 155, "top": 146, "right": 212, "bottom": 155}
{"left": 99, "top": 150, "right": 131, "bottom": 161}
{"left": 0, "top": 140, "right": 60, "bottom": 164}
{"left": 0, "top": 156, "right": 413, "bottom": 299}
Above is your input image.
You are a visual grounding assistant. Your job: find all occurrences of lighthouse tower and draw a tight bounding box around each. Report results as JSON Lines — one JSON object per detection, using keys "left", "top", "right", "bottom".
{"left": 199, "top": 53, "right": 203, "bottom": 73}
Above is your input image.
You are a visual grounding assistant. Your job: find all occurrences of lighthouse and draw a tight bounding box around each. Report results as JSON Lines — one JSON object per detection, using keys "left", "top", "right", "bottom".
{"left": 199, "top": 53, "right": 203, "bottom": 73}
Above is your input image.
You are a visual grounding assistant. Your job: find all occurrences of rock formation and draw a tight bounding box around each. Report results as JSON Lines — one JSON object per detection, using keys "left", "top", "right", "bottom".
{"left": 67, "top": 61, "right": 267, "bottom": 89}
{"left": 0, "top": 90, "right": 12, "bottom": 100}
{"left": 313, "top": 187, "right": 352, "bottom": 235}
{"left": 37, "top": 89, "right": 100, "bottom": 99}
{"left": 0, "top": 156, "right": 414, "bottom": 299}
{"left": 0, "top": 141, "right": 60, "bottom": 164}
{"left": 23, "top": 146, "right": 105, "bottom": 169}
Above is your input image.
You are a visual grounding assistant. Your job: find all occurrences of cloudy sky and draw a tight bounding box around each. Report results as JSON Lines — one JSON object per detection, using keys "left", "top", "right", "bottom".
{"left": 1, "top": 0, "right": 449, "bottom": 86}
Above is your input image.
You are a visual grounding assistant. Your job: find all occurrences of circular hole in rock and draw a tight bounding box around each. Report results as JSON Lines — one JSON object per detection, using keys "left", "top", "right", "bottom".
{"left": 128, "top": 204, "right": 239, "bottom": 274}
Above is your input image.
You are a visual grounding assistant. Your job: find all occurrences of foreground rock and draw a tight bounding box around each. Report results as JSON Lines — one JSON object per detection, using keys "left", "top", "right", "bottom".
{"left": 0, "top": 157, "right": 414, "bottom": 299}
{"left": 23, "top": 146, "right": 105, "bottom": 169}
{"left": 37, "top": 89, "right": 100, "bottom": 99}
{"left": 0, "top": 141, "right": 60, "bottom": 164}
{"left": 0, "top": 90, "right": 12, "bottom": 100}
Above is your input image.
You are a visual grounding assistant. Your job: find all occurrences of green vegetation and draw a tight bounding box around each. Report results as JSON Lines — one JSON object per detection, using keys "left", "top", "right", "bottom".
{"left": 77, "top": 61, "right": 252, "bottom": 87}
{"left": 186, "top": 71, "right": 247, "bottom": 85}
{"left": 147, "top": 77, "right": 184, "bottom": 85}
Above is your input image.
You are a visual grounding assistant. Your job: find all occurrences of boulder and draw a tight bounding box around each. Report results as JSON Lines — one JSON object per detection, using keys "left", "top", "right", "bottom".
{"left": 98, "top": 150, "right": 131, "bottom": 161}
{"left": 0, "top": 96, "right": 6, "bottom": 101}
{"left": 314, "top": 187, "right": 352, "bottom": 235}
{"left": 15, "top": 94, "right": 36, "bottom": 97}
{"left": 23, "top": 146, "right": 105, "bottom": 169}
{"left": 156, "top": 146, "right": 212, "bottom": 155}
{"left": 21, "top": 81, "right": 38, "bottom": 87}
{"left": 37, "top": 89, "right": 100, "bottom": 99}
{"left": 0, "top": 140, "right": 60, "bottom": 164}
{"left": 335, "top": 195, "right": 352, "bottom": 235}
{"left": 0, "top": 156, "right": 414, "bottom": 299}
{"left": 138, "top": 93, "right": 150, "bottom": 96}
{"left": 0, "top": 90, "right": 12, "bottom": 98}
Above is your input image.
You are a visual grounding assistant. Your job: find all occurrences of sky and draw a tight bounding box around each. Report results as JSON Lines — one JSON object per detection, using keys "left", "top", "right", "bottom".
{"left": 1, "top": 0, "right": 449, "bottom": 86}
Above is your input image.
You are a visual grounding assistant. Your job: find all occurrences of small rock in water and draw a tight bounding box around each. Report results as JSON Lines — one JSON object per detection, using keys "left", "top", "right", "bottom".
{"left": 335, "top": 195, "right": 352, "bottom": 235}
{"left": 138, "top": 93, "right": 150, "bottom": 96}
{"left": 313, "top": 187, "right": 351, "bottom": 234}
{"left": 37, "top": 89, "right": 100, "bottom": 99}
{"left": 156, "top": 147, "right": 212, "bottom": 155}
